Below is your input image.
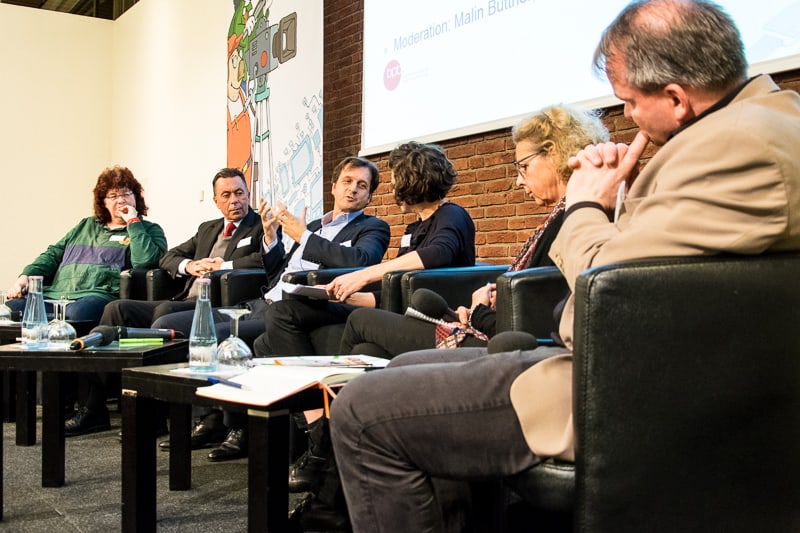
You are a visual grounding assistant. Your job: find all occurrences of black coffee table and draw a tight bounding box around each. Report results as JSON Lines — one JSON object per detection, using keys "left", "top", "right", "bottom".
{"left": 121, "top": 363, "right": 324, "bottom": 532}
{"left": 0, "top": 340, "right": 189, "bottom": 521}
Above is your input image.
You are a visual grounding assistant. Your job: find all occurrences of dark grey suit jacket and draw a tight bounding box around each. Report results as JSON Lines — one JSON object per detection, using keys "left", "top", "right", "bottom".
{"left": 158, "top": 209, "right": 265, "bottom": 299}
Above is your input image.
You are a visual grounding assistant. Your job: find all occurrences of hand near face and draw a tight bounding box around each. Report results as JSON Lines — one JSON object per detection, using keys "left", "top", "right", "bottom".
{"left": 117, "top": 204, "right": 138, "bottom": 224}
{"left": 565, "top": 131, "right": 649, "bottom": 210}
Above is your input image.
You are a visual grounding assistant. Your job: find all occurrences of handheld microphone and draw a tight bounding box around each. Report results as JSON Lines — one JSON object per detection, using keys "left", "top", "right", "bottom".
{"left": 408, "top": 288, "right": 460, "bottom": 322}
{"left": 117, "top": 327, "right": 185, "bottom": 340}
{"left": 69, "top": 325, "right": 117, "bottom": 351}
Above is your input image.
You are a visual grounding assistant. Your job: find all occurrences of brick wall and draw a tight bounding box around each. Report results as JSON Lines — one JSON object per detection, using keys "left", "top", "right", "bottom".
{"left": 323, "top": 0, "right": 800, "bottom": 264}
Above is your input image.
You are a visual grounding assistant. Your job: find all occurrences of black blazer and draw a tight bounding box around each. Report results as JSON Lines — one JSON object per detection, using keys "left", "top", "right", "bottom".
{"left": 158, "top": 209, "right": 265, "bottom": 298}
{"left": 261, "top": 213, "right": 390, "bottom": 292}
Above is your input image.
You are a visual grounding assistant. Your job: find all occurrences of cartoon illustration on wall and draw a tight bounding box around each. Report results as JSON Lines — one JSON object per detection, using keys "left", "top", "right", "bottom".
{"left": 228, "top": 0, "right": 323, "bottom": 220}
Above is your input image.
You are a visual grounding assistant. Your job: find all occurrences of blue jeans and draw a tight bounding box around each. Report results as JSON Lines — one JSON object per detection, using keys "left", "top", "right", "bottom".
{"left": 329, "top": 345, "right": 569, "bottom": 532}
{"left": 6, "top": 295, "right": 108, "bottom": 322}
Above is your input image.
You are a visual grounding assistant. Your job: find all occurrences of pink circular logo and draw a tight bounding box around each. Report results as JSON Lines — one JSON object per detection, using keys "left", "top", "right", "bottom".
{"left": 384, "top": 60, "right": 401, "bottom": 91}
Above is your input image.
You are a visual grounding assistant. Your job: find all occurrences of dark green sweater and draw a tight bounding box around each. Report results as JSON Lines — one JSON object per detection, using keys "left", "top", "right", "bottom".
{"left": 21, "top": 217, "right": 167, "bottom": 301}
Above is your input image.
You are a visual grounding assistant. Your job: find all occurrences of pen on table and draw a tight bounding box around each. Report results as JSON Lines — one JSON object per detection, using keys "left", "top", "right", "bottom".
{"left": 207, "top": 376, "right": 252, "bottom": 390}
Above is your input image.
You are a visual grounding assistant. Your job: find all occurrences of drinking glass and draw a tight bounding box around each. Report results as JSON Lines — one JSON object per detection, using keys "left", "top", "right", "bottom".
{"left": 46, "top": 298, "right": 77, "bottom": 351}
{"left": 0, "top": 290, "right": 12, "bottom": 323}
{"left": 216, "top": 308, "right": 253, "bottom": 372}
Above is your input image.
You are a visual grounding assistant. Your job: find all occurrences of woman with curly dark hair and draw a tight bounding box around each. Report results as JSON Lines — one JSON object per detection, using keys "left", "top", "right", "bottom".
{"left": 5, "top": 165, "right": 167, "bottom": 322}
{"left": 260, "top": 141, "right": 476, "bottom": 355}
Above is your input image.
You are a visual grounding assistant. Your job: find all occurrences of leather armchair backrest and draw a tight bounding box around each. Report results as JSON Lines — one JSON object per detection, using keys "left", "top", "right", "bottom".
{"left": 119, "top": 269, "right": 149, "bottom": 300}
{"left": 381, "top": 270, "right": 411, "bottom": 313}
{"left": 401, "top": 265, "right": 509, "bottom": 311}
{"left": 495, "top": 266, "right": 567, "bottom": 340}
{"left": 220, "top": 269, "right": 267, "bottom": 307}
{"left": 572, "top": 253, "right": 800, "bottom": 532}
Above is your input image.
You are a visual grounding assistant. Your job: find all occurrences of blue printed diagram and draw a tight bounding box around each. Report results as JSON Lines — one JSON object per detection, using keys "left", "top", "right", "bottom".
{"left": 269, "top": 91, "right": 324, "bottom": 225}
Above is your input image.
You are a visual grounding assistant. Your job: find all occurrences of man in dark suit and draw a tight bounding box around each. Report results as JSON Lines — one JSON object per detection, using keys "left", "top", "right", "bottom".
{"left": 63, "top": 168, "right": 264, "bottom": 437}
{"left": 153, "top": 156, "right": 391, "bottom": 460}
{"left": 99, "top": 167, "right": 265, "bottom": 328}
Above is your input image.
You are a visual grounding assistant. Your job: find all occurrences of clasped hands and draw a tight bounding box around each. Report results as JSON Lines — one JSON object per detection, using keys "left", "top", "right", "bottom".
{"left": 565, "top": 131, "right": 650, "bottom": 210}
{"left": 186, "top": 257, "right": 224, "bottom": 277}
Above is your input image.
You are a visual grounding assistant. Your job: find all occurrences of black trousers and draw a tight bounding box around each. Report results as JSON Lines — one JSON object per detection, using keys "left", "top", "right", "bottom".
{"left": 338, "top": 307, "right": 488, "bottom": 357}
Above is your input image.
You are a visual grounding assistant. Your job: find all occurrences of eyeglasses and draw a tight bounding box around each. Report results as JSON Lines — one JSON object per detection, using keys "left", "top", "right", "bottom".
{"left": 105, "top": 191, "right": 134, "bottom": 201}
{"left": 513, "top": 150, "right": 546, "bottom": 179}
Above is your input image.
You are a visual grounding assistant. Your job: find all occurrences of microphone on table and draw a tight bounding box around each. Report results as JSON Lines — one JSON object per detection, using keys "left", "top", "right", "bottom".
{"left": 406, "top": 288, "right": 460, "bottom": 323}
{"left": 69, "top": 326, "right": 117, "bottom": 351}
{"left": 117, "top": 327, "right": 185, "bottom": 340}
{"left": 69, "top": 326, "right": 186, "bottom": 351}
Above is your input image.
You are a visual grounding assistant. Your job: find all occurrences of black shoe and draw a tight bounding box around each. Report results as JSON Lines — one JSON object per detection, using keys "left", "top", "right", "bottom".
{"left": 159, "top": 414, "right": 229, "bottom": 451}
{"left": 298, "top": 498, "right": 351, "bottom": 532}
{"left": 289, "top": 451, "right": 329, "bottom": 493}
{"left": 64, "top": 406, "right": 111, "bottom": 437}
{"left": 207, "top": 428, "right": 247, "bottom": 461}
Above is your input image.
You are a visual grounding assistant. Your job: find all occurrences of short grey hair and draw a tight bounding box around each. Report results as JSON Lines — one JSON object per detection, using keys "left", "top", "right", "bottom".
{"left": 593, "top": 0, "right": 747, "bottom": 93}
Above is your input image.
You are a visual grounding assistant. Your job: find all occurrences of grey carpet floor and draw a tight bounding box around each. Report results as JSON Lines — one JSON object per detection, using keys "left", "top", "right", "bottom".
{"left": 2, "top": 407, "right": 307, "bottom": 532}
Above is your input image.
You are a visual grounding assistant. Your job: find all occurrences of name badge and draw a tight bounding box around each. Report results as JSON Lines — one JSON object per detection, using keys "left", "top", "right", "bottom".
{"left": 400, "top": 233, "right": 412, "bottom": 248}
{"left": 109, "top": 235, "right": 126, "bottom": 242}
{"left": 340, "top": 240, "right": 352, "bottom": 248}
{"left": 236, "top": 236, "right": 252, "bottom": 248}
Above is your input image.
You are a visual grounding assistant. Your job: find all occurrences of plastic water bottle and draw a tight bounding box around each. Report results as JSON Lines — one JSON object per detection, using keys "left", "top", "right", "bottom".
{"left": 188, "top": 277, "right": 217, "bottom": 372}
{"left": 21, "top": 275, "right": 48, "bottom": 349}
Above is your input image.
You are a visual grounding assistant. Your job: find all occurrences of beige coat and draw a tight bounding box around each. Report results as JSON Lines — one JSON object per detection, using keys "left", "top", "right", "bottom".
{"left": 510, "top": 75, "right": 800, "bottom": 460}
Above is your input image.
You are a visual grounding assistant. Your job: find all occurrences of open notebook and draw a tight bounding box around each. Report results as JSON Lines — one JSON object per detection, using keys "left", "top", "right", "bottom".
{"left": 195, "top": 356, "right": 389, "bottom": 406}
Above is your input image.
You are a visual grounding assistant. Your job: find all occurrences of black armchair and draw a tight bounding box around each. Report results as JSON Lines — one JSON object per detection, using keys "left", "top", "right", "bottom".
{"left": 398, "top": 265, "right": 509, "bottom": 312}
{"left": 120, "top": 268, "right": 262, "bottom": 308}
{"left": 119, "top": 268, "right": 185, "bottom": 301}
{"left": 494, "top": 266, "right": 569, "bottom": 341}
{"left": 218, "top": 268, "right": 267, "bottom": 307}
{"left": 502, "top": 253, "right": 800, "bottom": 532}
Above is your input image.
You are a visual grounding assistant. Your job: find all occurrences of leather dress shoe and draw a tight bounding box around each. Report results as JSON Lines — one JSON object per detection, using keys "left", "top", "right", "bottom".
{"left": 158, "top": 416, "right": 228, "bottom": 451}
{"left": 64, "top": 406, "right": 111, "bottom": 437}
{"left": 289, "top": 494, "right": 352, "bottom": 533}
{"left": 289, "top": 451, "right": 329, "bottom": 493}
{"left": 207, "top": 428, "right": 247, "bottom": 461}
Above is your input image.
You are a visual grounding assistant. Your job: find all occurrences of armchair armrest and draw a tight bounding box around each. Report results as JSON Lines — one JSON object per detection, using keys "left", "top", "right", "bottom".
{"left": 219, "top": 269, "right": 266, "bottom": 307}
{"left": 380, "top": 269, "right": 412, "bottom": 313}
{"left": 306, "top": 267, "right": 361, "bottom": 285}
{"left": 144, "top": 269, "right": 187, "bottom": 301}
{"left": 119, "top": 269, "right": 149, "bottom": 300}
{"left": 495, "top": 266, "right": 567, "bottom": 339}
{"left": 305, "top": 268, "right": 382, "bottom": 305}
{"left": 400, "top": 265, "right": 509, "bottom": 311}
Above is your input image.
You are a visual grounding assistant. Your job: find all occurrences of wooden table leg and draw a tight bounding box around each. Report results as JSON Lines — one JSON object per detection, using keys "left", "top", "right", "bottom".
{"left": 168, "top": 402, "right": 192, "bottom": 490}
{"left": 248, "top": 409, "right": 290, "bottom": 533}
{"left": 15, "top": 371, "right": 36, "bottom": 446}
{"left": 121, "top": 388, "right": 157, "bottom": 533}
{"left": 41, "top": 372, "right": 65, "bottom": 487}
{"left": 2, "top": 370, "right": 15, "bottom": 423}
